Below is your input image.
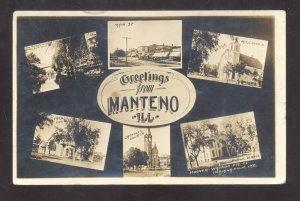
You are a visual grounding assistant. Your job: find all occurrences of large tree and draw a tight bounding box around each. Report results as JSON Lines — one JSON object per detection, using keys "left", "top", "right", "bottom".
{"left": 112, "top": 49, "right": 126, "bottom": 57}
{"left": 220, "top": 122, "right": 239, "bottom": 157}
{"left": 223, "top": 61, "right": 247, "bottom": 81}
{"left": 25, "top": 52, "right": 47, "bottom": 93}
{"left": 189, "top": 30, "right": 220, "bottom": 72}
{"left": 36, "top": 112, "right": 54, "bottom": 129}
{"left": 33, "top": 134, "right": 42, "bottom": 145}
{"left": 232, "top": 117, "right": 258, "bottom": 154}
{"left": 52, "top": 34, "right": 90, "bottom": 81}
{"left": 54, "top": 118, "right": 100, "bottom": 161}
{"left": 221, "top": 116, "right": 258, "bottom": 156}
{"left": 124, "top": 147, "right": 149, "bottom": 169}
{"left": 183, "top": 121, "right": 210, "bottom": 168}
{"left": 48, "top": 139, "right": 56, "bottom": 154}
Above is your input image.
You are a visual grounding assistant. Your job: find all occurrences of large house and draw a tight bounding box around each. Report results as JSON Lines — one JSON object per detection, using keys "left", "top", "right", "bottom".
{"left": 32, "top": 133, "right": 104, "bottom": 163}
{"left": 182, "top": 127, "right": 237, "bottom": 164}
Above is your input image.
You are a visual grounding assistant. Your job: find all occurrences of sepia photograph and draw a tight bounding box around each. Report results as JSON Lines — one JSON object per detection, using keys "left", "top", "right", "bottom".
{"left": 30, "top": 113, "right": 111, "bottom": 171}
{"left": 188, "top": 30, "right": 268, "bottom": 88}
{"left": 24, "top": 31, "right": 103, "bottom": 94}
{"left": 123, "top": 125, "right": 171, "bottom": 177}
{"left": 180, "top": 112, "right": 261, "bottom": 171}
{"left": 108, "top": 20, "right": 182, "bottom": 69}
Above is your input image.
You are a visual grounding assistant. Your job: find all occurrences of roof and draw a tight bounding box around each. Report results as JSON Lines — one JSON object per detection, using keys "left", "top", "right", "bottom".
{"left": 172, "top": 47, "right": 181, "bottom": 52}
{"left": 240, "top": 54, "right": 263, "bottom": 69}
{"left": 153, "top": 52, "right": 169, "bottom": 57}
{"left": 169, "top": 51, "right": 181, "bottom": 57}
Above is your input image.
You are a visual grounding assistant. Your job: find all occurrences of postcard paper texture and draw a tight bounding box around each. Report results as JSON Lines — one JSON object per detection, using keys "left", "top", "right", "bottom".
{"left": 13, "top": 11, "right": 286, "bottom": 185}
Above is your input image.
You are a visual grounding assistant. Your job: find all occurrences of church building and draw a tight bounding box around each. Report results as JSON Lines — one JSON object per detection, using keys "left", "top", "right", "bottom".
{"left": 144, "top": 128, "right": 161, "bottom": 169}
{"left": 218, "top": 37, "right": 263, "bottom": 81}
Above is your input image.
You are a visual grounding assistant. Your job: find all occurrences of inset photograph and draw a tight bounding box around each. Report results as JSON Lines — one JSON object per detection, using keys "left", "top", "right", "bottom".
{"left": 108, "top": 20, "right": 182, "bottom": 69}
{"left": 24, "top": 31, "right": 103, "bottom": 94}
{"left": 31, "top": 113, "right": 111, "bottom": 171}
{"left": 188, "top": 30, "right": 268, "bottom": 88}
{"left": 180, "top": 112, "right": 261, "bottom": 171}
{"left": 123, "top": 125, "right": 171, "bottom": 177}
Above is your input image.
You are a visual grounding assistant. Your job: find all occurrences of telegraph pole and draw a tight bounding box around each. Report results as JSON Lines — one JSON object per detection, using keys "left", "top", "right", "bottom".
{"left": 123, "top": 37, "right": 131, "bottom": 63}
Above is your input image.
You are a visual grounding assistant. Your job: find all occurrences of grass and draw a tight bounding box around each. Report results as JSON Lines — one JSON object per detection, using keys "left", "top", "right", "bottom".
{"left": 124, "top": 169, "right": 170, "bottom": 177}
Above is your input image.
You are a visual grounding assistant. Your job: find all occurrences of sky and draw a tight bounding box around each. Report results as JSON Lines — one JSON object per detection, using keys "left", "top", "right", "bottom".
{"left": 123, "top": 125, "right": 170, "bottom": 156}
{"left": 32, "top": 114, "right": 111, "bottom": 154}
{"left": 203, "top": 31, "right": 268, "bottom": 68}
{"left": 108, "top": 20, "right": 182, "bottom": 53}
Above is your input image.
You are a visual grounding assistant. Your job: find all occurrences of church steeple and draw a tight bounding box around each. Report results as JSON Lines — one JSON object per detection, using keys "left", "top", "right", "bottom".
{"left": 230, "top": 37, "right": 241, "bottom": 65}
{"left": 144, "top": 128, "right": 152, "bottom": 157}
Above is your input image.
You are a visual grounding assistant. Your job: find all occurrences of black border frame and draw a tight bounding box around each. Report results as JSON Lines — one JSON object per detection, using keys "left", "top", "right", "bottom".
{"left": 0, "top": 0, "right": 298, "bottom": 200}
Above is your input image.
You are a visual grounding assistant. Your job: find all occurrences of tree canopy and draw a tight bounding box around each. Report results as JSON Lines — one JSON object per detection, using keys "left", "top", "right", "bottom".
{"left": 112, "top": 49, "right": 126, "bottom": 57}
{"left": 36, "top": 112, "right": 54, "bottom": 129}
{"left": 124, "top": 147, "right": 149, "bottom": 169}
{"left": 33, "top": 134, "right": 42, "bottom": 145}
{"left": 48, "top": 139, "right": 56, "bottom": 154}
{"left": 25, "top": 52, "right": 47, "bottom": 93}
{"left": 53, "top": 118, "right": 100, "bottom": 161}
{"left": 189, "top": 30, "right": 220, "bottom": 72}
{"left": 183, "top": 121, "right": 211, "bottom": 167}
{"left": 51, "top": 35, "right": 90, "bottom": 79}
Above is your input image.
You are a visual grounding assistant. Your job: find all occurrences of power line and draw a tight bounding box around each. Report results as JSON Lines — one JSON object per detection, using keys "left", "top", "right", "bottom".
{"left": 122, "top": 37, "right": 131, "bottom": 63}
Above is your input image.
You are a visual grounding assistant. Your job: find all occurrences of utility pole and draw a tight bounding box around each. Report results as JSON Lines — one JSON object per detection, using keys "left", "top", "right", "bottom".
{"left": 122, "top": 37, "right": 131, "bottom": 63}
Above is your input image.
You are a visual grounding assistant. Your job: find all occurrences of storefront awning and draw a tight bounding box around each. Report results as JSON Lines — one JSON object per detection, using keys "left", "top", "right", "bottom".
{"left": 169, "top": 51, "right": 181, "bottom": 57}
{"left": 153, "top": 52, "right": 169, "bottom": 57}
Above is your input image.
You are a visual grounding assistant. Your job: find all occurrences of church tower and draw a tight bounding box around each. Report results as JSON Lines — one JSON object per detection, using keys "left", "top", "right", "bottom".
{"left": 151, "top": 144, "right": 160, "bottom": 168}
{"left": 229, "top": 37, "right": 241, "bottom": 65}
{"left": 144, "top": 128, "right": 152, "bottom": 159}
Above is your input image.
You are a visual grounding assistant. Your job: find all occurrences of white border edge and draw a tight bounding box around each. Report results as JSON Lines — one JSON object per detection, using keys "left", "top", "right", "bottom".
{"left": 274, "top": 10, "right": 286, "bottom": 185}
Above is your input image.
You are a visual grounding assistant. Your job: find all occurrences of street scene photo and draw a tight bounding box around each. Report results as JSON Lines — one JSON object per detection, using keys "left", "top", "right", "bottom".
{"left": 30, "top": 113, "right": 111, "bottom": 171}
{"left": 24, "top": 31, "right": 103, "bottom": 94}
{"left": 123, "top": 125, "right": 171, "bottom": 177}
{"left": 180, "top": 112, "right": 261, "bottom": 171}
{"left": 108, "top": 20, "right": 182, "bottom": 69}
{"left": 188, "top": 30, "right": 268, "bottom": 88}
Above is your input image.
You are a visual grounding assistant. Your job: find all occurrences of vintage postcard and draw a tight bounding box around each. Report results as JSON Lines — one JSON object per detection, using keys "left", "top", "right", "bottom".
{"left": 24, "top": 31, "right": 103, "bottom": 94}
{"left": 30, "top": 113, "right": 111, "bottom": 171}
{"left": 188, "top": 30, "right": 268, "bottom": 88}
{"left": 13, "top": 11, "right": 285, "bottom": 185}
{"left": 123, "top": 125, "right": 171, "bottom": 177}
{"left": 108, "top": 20, "right": 182, "bottom": 69}
{"left": 180, "top": 112, "right": 261, "bottom": 174}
